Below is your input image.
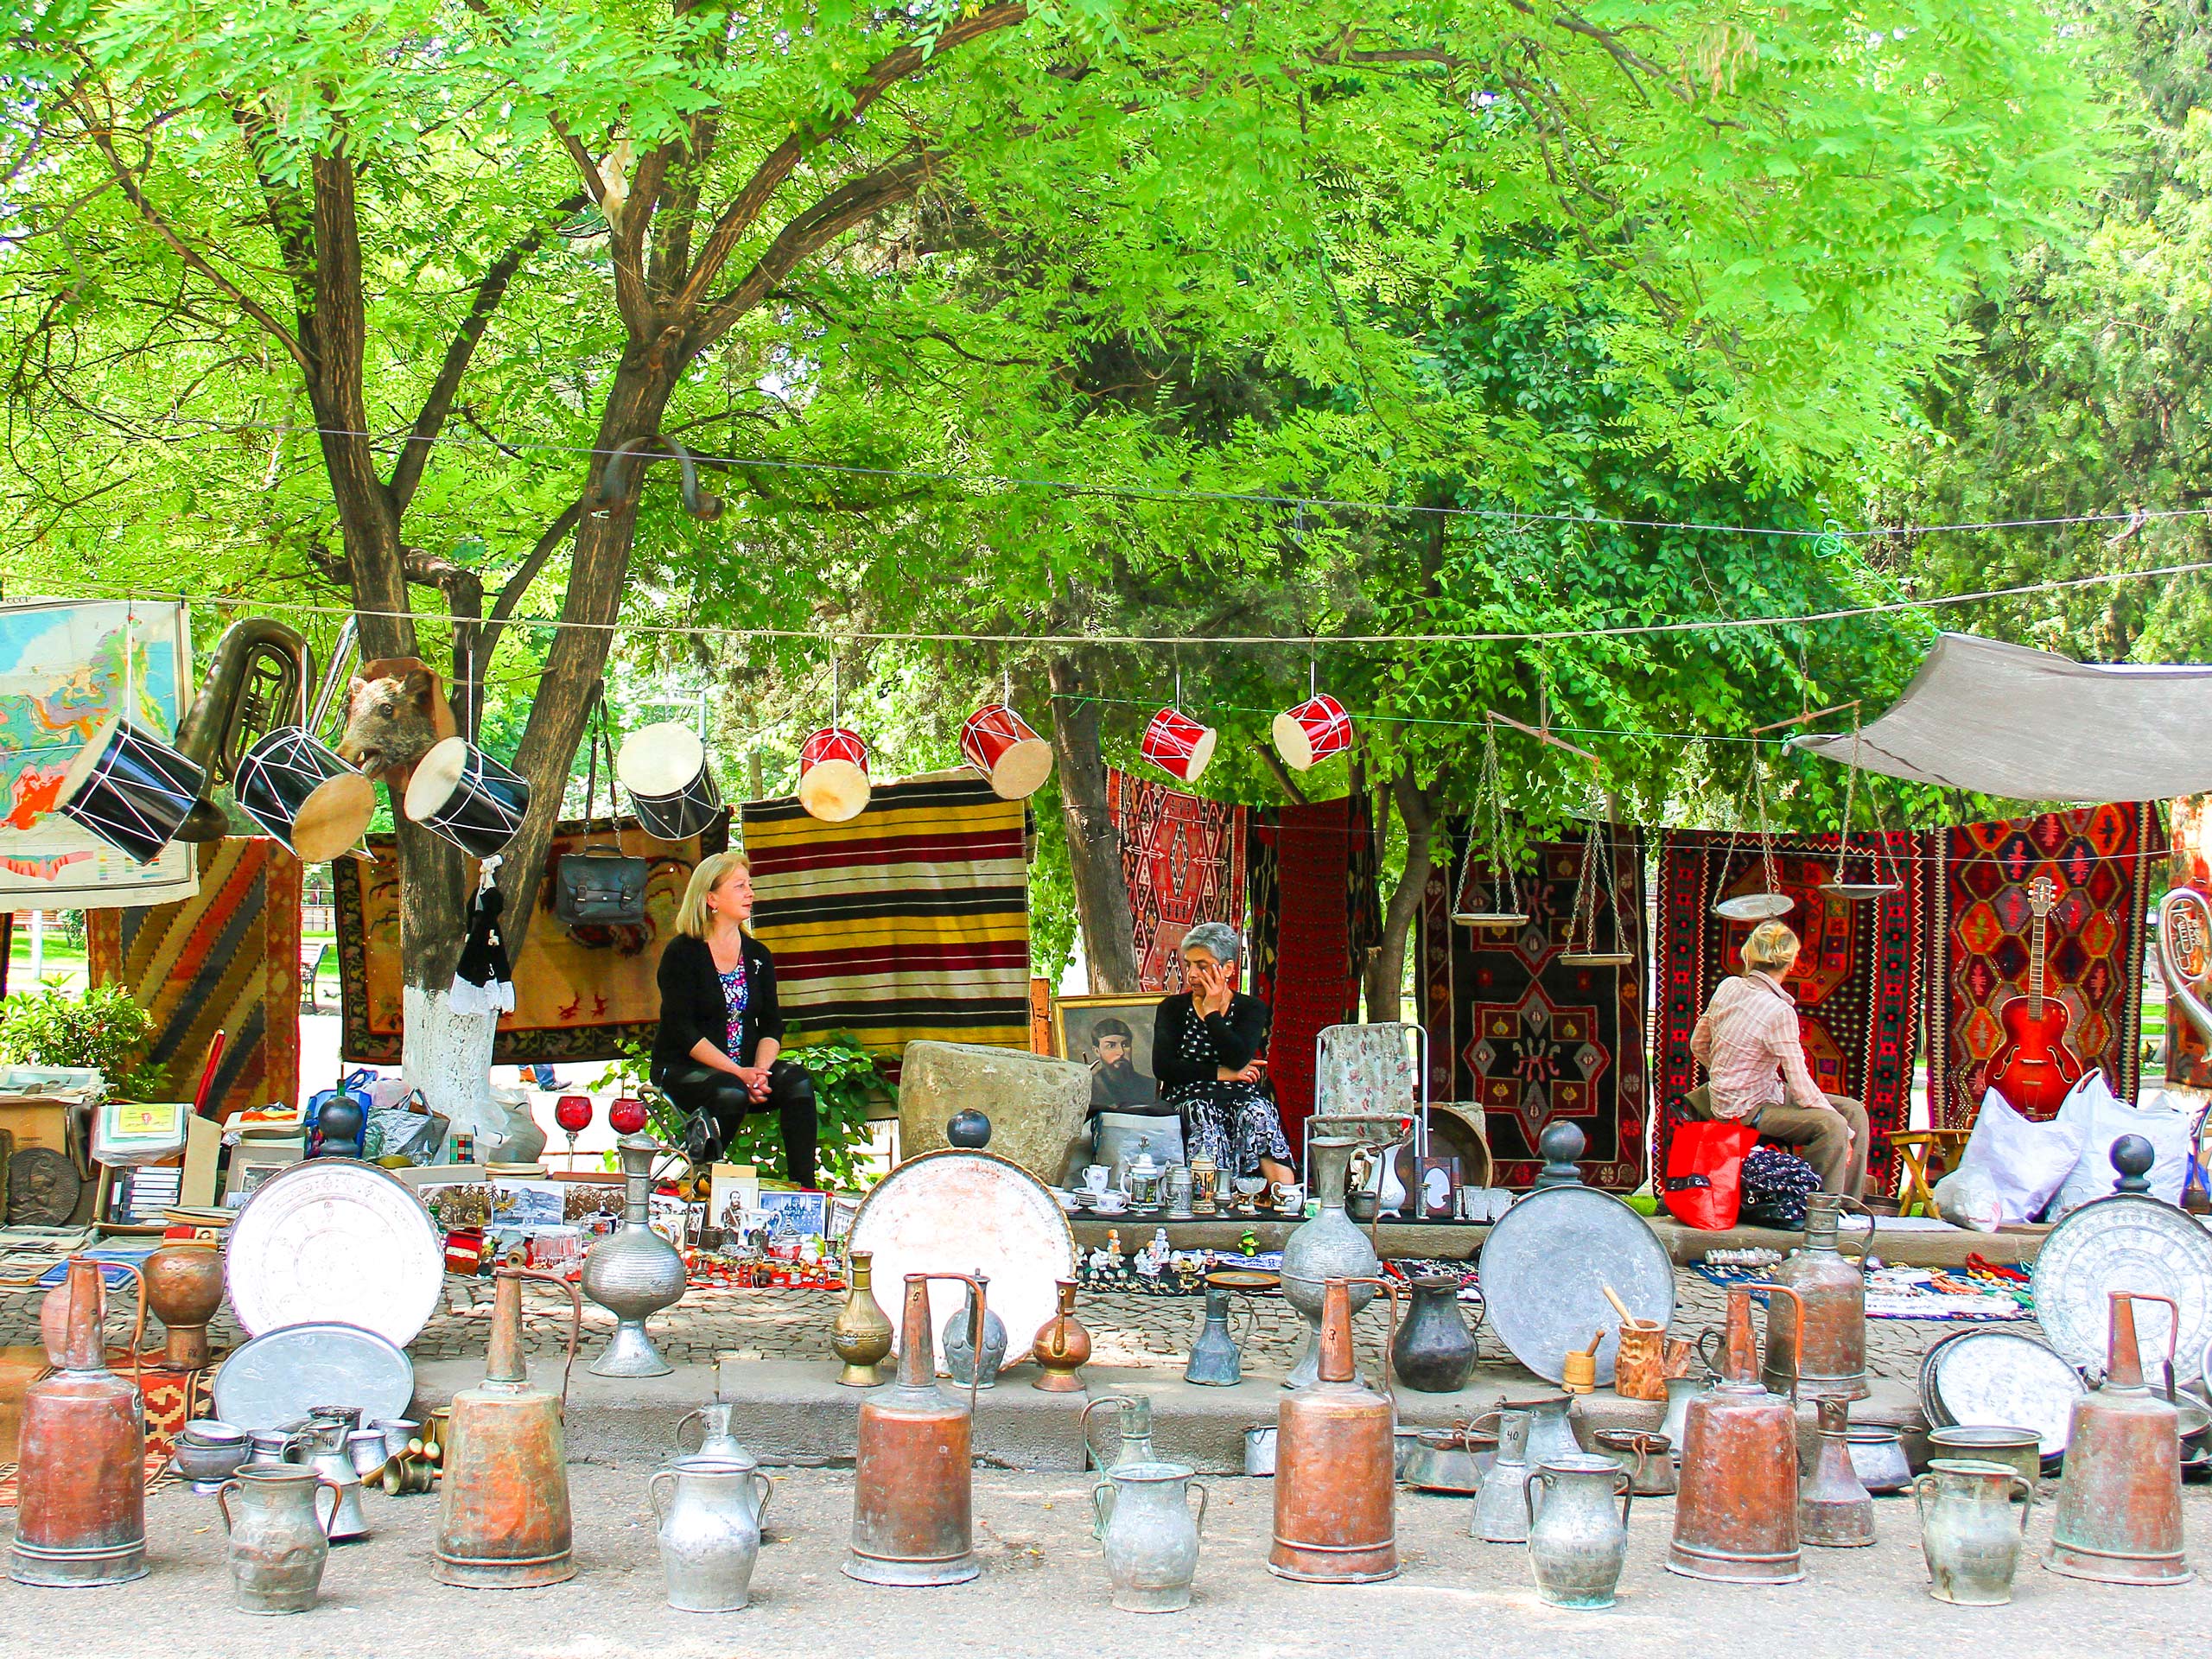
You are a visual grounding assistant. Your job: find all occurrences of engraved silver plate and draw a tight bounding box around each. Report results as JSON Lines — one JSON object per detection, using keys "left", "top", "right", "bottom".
{"left": 210, "top": 1322, "right": 415, "bottom": 1433}
{"left": 1925, "top": 1330, "right": 2085, "bottom": 1454}
{"left": 846, "top": 1148, "right": 1076, "bottom": 1371}
{"left": 2032, "top": 1193, "right": 2212, "bottom": 1386}
{"left": 225, "top": 1158, "right": 446, "bottom": 1347}
{"left": 1478, "top": 1185, "right": 1674, "bottom": 1386}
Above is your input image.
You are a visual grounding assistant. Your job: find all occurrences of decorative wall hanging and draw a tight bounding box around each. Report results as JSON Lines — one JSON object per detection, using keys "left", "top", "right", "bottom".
{"left": 1105, "top": 767, "right": 1248, "bottom": 995}
{"left": 2165, "top": 795, "right": 2212, "bottom": 1089}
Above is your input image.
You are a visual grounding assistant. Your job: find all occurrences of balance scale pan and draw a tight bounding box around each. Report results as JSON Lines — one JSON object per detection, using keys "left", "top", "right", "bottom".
{"left": 1713, "top": 893, "right": 1796, "bottom": 921}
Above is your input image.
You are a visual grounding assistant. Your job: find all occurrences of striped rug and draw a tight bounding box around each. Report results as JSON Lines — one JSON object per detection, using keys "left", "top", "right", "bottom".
{"left": 741, "top": 771, "right": 1031, "bottom": 1079}
{"left": 88, "top": 836, "right": 301, "bottom": 1117}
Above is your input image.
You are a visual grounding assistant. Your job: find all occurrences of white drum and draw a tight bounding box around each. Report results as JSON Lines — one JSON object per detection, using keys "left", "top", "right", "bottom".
{"left": 403, "top": 736, "right": 531, "bottom": 859}
{"left": 616, "top": 721, "right": 722, "bottom": 841}
{"left": 53, "top": 716, "right": 207, "bottom": 865}
{"left": 234, "top": 726, "right": 377, "bottom": 862}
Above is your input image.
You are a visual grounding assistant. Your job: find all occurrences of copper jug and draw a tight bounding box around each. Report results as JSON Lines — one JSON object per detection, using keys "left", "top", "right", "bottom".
{"left": 1667, "top": 1282, "right": 1808, "bottom": 1585}
{"left": 1798, "top": 1396, "right": 1874, "bottom": 1548}
{"left": 10, "top": 1257, "right": 149, "bottom": 1586}
{"left": 434, "top": 1267, "right": 584, "bottom": 1588}
{"left": 846, "top": 1271, "right": 987, "bottom": 1586}
{"left": 2047, "top": 1290, "right": 2193, "bottom": 1586}
{"left": 1269, "top": 1274, "right": 1402, "bottom": 1584}
{"left": 1761, "top": 1194, "right": 1869, "bottom": 1401}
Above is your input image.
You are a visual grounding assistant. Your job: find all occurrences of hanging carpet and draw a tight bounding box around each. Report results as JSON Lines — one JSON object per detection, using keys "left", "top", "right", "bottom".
{"left": 1919, "top": 803, "right": 2162, "bottom": 1127}
{"left": 1651, "top": 829, "right": 1923, "bottom": 1196}
{"left": 334, "top": 811, "right": 729, "bottom": 1065}
{"left": 1247, "top": 794, "right": 1378, "bottom": 1154}
{"left": 88, "top": 837, "right": 300, "bottom": 1117}
{"left": 1415, "top": 821, "right": 1648, "bottom": 1192}
{"left": 2166, "top": 795, "right": 2212, "bottom": 1090}
{"left": 742, "top": 771, "right": 1030, "bottom": 1084}
{"left": 1104, "top": 766, "right": 1246, "bottom": 995}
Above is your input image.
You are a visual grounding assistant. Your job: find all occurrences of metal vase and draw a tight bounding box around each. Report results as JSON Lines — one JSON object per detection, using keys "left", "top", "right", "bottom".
{"left": 1184, "top": 1286, "right": 1243, "bottom": 1387}
{"left": 831, "top": 1251, "right": 895, "bottom": 1387}
{"left": 1666, "top": 1284, "right": 1808, "bottom": 1586}
{"left": 583, "top": 1134, "right": 688, "bottom": 1377}
{"left": 1504, "top": 1394, "right": 1583, "bottom": 1468}
{"left": 2047, "top": 1290, "right": 2193, "bottom": 1585}
{"left": 1524, "top": 1453, "right": 1634, "bottom": 1610}
{"left": 1917, "top": 1459, "right": 2034, "bottom": 1605}
{"left": 1389, "top": 1275, "right": 1478, "bottom": 1393}
{"left": 846, "top": 1272, "right": 985, "bottom": 1586}
{"left": 1278, "top": 1139, "right": 1380, "bottom": 1389}
{"left": 1472, "top": 1410, "right": 1535, "bottom": 1543}
{"left": 1799, "top": 1398, "right": 1875, "bottom": 1548}
{"left": 1269, "top": 1276, "right": 1400, "bottom": 1583}
{"left": 942, "top": 1274, "right": 1007, "bottom": 1389}
{"left": 1083, "top": 1393, "right": 1160, "bottom": 1471}
{"left": 676, "top": 1401, "right": 753, "bottom": 1465}
{"left": 219, "top": 1465, "right": 340, "bottom": 1615}
{"left": 1092, "top": 1460, "right": 1208, "bottom": 1613}
{"left": 651, "top": 1457, "right": 771, "bottom": 1613}
{"left": 301, "top": 1419, "right": 371, "bottom": 1542}
{"left": 1658, "top": 1374, "right": 1705, "bottom": 1463}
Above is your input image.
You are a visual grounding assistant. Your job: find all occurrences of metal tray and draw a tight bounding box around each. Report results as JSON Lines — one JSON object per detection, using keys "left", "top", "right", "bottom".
{"left": 1478, "top": 1183, "right": 1673, "bottom": 1386}
{"left": 1923, "top": 1328, "right": 2085, "bottom": 1456}
{"left": 211, "top": 1322, "right": 415, "bottom": 1433}
{"left": 2031, "top": 1192, "right": 2212, "bottom": 1385}
{"left": 225, "top": 1157, "right": 446, "bottom": 1348}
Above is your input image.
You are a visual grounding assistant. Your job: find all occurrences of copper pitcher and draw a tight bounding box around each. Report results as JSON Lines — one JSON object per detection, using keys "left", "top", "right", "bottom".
{"left": 1667, "top": 1282, "right": 1808, "bottom": 1586}
{"left": 846, "top": 1272, "right": 986, "bottom": 1586}
{"left": 2047, "top": 1290, "right": 2193, "bottom": 1586}
{"left": 1269, "top": 1274, "right": 1402, "bottom": 1584}
{"left": 433, "top": 1267, "right": 584, "bottom": 1588}
{"left": 1798, "top": 1397, "right": 1875, "bottom": 1548}
{"left": 1762, "top": 1195, "right": 1870, "bottom": 1401}
{"left": 10, "top": 1257, "right": 150, "bottom": 1586}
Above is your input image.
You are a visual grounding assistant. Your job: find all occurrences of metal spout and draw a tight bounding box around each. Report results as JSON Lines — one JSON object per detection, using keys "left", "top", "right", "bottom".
{"left": 897, "top": 1275, "right": 938, "bottom": 1388}
{"left": 485, "top": 1270, "right": 528, "bottom": 1384}
{"left": 2107, "top": 1291, "right": 2147, "bottom": 1390}
{"left": 1319, "top": 1278, "right": 1356, "bottom": 1384}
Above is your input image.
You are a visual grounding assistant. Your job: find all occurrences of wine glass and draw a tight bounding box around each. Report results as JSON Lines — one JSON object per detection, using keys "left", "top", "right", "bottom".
{"left": 609, "top": 1096, "right": 648, "bottom": 1136}
{"left": 554, "top": 1095, "right": 593, "bottom": 1169}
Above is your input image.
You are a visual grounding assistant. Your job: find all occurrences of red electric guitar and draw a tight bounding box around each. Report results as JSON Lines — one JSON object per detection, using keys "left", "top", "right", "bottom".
{"left": 1983, "top": 876, "right": 2088, "bottom": 1119}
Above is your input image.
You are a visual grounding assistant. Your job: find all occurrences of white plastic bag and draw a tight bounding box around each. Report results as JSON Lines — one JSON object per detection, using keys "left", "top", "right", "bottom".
{"left": 1955, "top": 1086, "right": 2087, "bottom": 1224}
{"left": 1933, "top": 1165, "right": 2005, "bottom": 1233}
{"left": 2052, "top": 1072, "right": 2197, "bottom": 1214}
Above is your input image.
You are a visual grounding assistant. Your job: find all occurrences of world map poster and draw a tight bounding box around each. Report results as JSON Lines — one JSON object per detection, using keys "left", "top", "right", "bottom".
{"left": 0, "top": 599, "right": 199, "bottom": 910}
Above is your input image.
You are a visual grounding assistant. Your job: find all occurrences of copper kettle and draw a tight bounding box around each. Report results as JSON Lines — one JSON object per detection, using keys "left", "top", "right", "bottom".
{"left": 1761, "top": 1194, "right": 1871, "bottom": 1401}
{"left": 434, "top": 1267, "right": 584, "bottom": 1588}
{"left": 846, "top": 1272, "right": 987, "bottom": 1586}
{"left": 10, "top": 1257, "right": 150, "bottom": 1586}
{"left": 1269, "top": 1274, "right": 1402, "bottom": 1584}
{"left": 2048, "top": 1290, "right": 2192, "bottom": 1586}
{"left": 1667, "top": 1282, "right": 1808, "bottom": 1586}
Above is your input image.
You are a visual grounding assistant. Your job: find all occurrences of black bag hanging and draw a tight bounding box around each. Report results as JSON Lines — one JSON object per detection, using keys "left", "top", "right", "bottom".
{"left": 556, "top": 696, "right": 649, "bottom": 931}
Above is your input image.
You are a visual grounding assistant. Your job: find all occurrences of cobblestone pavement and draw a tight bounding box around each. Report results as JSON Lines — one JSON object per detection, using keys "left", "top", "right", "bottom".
{"left": 0, "top": 1266, "right": 2039, "bottom": 1380}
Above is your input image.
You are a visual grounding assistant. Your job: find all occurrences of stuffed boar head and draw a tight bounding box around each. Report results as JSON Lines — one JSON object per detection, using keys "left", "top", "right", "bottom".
{"left": 338, "top": 657, "right": 459, "bottom": 787}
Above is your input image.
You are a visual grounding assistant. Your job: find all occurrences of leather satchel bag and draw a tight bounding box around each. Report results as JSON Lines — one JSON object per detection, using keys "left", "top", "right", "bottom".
{"left": 556, "top": 709, "right": 648, "bottom": 931}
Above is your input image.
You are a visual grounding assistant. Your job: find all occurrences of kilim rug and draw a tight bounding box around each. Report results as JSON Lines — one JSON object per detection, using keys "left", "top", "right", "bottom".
{"left": 1104, "top": 767, "right": 1246, "bottom": 994}
{"left": 334, "top": 811, "right": 730, "bottom": 1065}
{"left": 1652, "top": 829, "right": 1922, "bottom": 1196}
{"left": 1414, "top": 821, "right": 1648, "bottom": 1191}
{"left": 1920, "top": 803, "right": 2164, "bottom": 1127}
{"left": 88, "top": 837, "right": 300, "bottom": 1117}
{"left": 2167, "top": 795, "right": 2212, "bottom": 1088}
{"left": 1247, "top": 796, "right": 1377, "bottom": 1154}
{"left": 742, "top": 771, "right": 1030, "bottom": 1084}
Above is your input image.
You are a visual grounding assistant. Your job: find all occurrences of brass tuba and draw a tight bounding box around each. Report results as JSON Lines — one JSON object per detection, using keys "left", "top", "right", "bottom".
{"left": 171, "top": 617, "right": 312, "bottom": 842}
{"left": 2157, "top": 886, "right": 2212, "bottom": 1053}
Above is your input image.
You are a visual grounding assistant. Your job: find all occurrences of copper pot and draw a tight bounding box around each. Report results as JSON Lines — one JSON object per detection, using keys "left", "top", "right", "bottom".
{"left": 143, "top": 1238, "right": 226, "bottom": 1370}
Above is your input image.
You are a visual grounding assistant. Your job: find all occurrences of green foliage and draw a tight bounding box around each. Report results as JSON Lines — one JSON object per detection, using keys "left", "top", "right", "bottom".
{"left": 0, "top": 985, "right": 162, "bottom": 1096}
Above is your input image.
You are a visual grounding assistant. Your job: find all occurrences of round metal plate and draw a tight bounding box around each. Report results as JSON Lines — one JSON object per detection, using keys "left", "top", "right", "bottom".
{"left": 2032, "top": 1192, "right": 2212, "bottom": 1385}
{"left": 1821, "top": 881, "right": 1902, "bottom": 901}
{"left": 847, "top": 1148, "right": 1076, "bottom": 1371}
{"left": 1478, "top": 1184, "right": 1673, "bottom": 1385}
{"left": 1927, "top": 1330, "right": 2086, "bottom": 1455}
{"left": 211, "top": 1322, "right": 415, "bottom": 1433}
{"left": 1713, "top": 893, "right": 1796, "bottom": 921}
{"left": 225, "top": 1158, "right": 445, "bottom": 1348}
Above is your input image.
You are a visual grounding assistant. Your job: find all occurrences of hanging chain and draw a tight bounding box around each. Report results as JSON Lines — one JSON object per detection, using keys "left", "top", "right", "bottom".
{"left": 1833, "top": 719, "right": 1862, "bottom": 886}
{"left": 1751, "top": 753, "right": 1782, "bottom": 897}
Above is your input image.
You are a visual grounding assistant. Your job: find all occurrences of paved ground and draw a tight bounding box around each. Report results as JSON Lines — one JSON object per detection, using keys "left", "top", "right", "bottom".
{"left": 0, "top": 1462, "right": 2202, "bottom": 1659}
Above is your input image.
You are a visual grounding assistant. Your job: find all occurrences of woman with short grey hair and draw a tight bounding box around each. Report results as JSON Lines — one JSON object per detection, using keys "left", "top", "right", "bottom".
{"left": 1154, "top": 923, "right": 1295, "bottom": 1185}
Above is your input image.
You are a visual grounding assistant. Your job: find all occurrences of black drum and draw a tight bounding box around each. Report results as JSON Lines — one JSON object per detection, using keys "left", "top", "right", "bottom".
{"left": 234, "top": 727, "right": 378, "bottom": 862}
{"left": 615, "top": 721, "right": 721, "bottom": 841}
{"left": 52, "top": 716, "right": 207, "bottom": 865}
{"left": 402, "top": 736, "right": 531, "bottom": 860}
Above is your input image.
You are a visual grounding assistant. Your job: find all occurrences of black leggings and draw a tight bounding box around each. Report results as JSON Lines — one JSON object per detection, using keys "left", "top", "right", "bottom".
{"left": 658, "top": 1058, "right": 819, "bottom": 1188}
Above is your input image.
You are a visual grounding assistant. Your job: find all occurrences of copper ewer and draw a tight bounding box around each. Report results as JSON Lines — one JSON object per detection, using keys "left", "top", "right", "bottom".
{"left": 1762, "top": 1195, "right": 1871, "bottom": 1402}
{"left": 2047, "top": 1290, "right": 2193, "bottom": 1586}
{"left": 434, "top": 1267, "right": 585, "bottom": 1588}
{"left": 847, "top": 1272, "right": 987, "bottom": 1586}
{"left": 10, "top": 1256, "right": 151, "bottom": 1586}
{"left": 1269, "top": 1274, "right": 1402, "bottom": 1584}
{"left": 1667, "top": 1282, "right": 1808, "bottom": 1586}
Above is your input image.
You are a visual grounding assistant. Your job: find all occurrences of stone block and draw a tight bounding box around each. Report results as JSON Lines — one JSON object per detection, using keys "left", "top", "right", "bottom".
{"left": 898, "top": 1041, "right": 1088, "bottom": 1184}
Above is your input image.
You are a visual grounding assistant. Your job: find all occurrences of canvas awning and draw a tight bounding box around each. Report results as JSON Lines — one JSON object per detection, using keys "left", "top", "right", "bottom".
{"left": 1789, "top": 632, "right": 2212, "bottom": 802}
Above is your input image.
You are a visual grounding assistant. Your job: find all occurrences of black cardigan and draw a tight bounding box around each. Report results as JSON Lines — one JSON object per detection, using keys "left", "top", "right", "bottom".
{"left": 652, "top": 931, "right": 785, "bottom": 1085}
{"left": 1152, "top": 992, "right": 1270, "bottom": 1094}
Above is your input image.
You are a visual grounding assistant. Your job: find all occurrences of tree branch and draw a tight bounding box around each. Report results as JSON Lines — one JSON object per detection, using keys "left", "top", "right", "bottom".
{"left": 479, "top": 497, "right": 585, "bottom": 662}
{"left": 1254, "top": 741, "right": 1311, "bottom": 805}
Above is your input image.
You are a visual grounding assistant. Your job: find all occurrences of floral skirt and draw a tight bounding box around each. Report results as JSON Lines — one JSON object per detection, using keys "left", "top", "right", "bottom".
{"left": 1168, "top": 1081, "right": 1293, "bottom": 1179}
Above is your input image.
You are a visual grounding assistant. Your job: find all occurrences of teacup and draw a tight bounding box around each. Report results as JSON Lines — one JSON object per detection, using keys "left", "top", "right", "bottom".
{"left": 1092, "top": 1191, "right": 1129, "bottom": 1215}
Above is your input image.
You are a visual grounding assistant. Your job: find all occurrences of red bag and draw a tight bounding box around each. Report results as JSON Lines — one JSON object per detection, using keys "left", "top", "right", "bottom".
{"left": 1661, "top": 1110, "right": 1762, "bottom": 1230}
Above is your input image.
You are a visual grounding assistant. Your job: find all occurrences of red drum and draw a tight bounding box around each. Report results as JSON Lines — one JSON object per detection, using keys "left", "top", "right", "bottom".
{"left": 798, "top": 727, "right": 871, "bottom": 823}
{"left": 403, "top": 736, "right": 532, "bottom": 860}
{"left": 958, "top": 703, "right": 1054, "bottom": 801}
{"left": 1271, "top": 693, "right": 1354, "bottom": 772}
{"left": 1141, "top": 706, "right": 1217, "bottom": 785}
{"left": 52, "top": 717, "right": 207, "bottom": 865}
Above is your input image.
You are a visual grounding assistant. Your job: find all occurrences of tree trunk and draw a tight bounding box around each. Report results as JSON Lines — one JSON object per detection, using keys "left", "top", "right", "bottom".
{"left": 1364, "top": 766, "right": 1443, "bottom": 1025}
{"left": 1046, "top": 650, "right": 1139, "bottom": 993}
